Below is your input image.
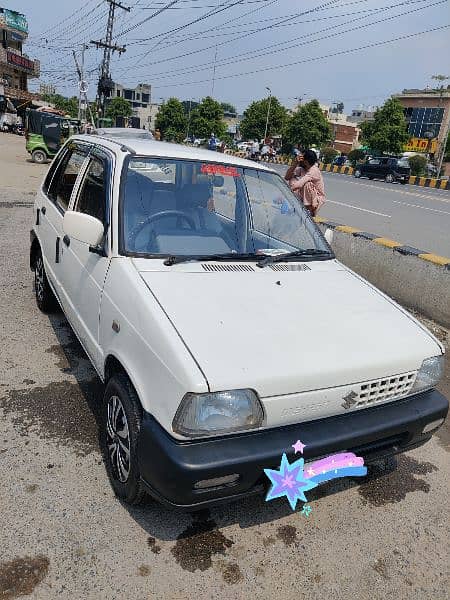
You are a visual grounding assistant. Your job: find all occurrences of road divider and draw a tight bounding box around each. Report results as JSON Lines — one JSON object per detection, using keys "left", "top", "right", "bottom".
{"left": 224, "top": 150, "right": 450, "bottom": 190}
{"left": 314, "top": 216, "right": 450, "bottom": 328}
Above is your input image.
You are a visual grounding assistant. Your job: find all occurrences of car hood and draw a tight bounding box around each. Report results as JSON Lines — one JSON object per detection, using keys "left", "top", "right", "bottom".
{"left": 137, "top": 260, "right": 440, "bottom": 398}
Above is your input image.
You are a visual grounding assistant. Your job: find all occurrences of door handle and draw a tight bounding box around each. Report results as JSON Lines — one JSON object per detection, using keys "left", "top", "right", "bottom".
{"left": 41, "top": 206, "right": 46, "bottom": 215}
{"left": 63, "top": 235, "right": 70, "bottom": 247}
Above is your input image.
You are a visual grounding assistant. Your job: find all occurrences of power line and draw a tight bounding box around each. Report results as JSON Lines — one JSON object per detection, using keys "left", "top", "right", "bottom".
{"left": 138, "top": 25, "right": 450, "bottom": 89}
{"left": 130, "top": 0, "right": 445, "bottom": 81}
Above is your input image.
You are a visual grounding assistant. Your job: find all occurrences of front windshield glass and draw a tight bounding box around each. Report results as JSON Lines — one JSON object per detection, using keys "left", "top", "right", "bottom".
{"left": 120, "top": 157, "right": 329, "bottom": 257}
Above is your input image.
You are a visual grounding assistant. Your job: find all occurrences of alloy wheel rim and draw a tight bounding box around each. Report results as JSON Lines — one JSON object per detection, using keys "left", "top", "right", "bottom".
{"left": 35, "top": 257, "right": 44, "bottom": 302}
{"left": 106, "top": 395, "right": 131, "bottom": 483}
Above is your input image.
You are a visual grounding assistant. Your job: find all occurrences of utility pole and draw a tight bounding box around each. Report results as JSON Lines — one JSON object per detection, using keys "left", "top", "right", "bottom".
{"left": 91, "top": 0, "right": 130, "bottom": 120}
{"left": 264, "top": 86, "right": 272, "bottom": 143}
{"left": 431, "top": 74, "right": 449, "bottom": 177}
{"left": 73, "top": 44, "right": 90, "bottom": 123}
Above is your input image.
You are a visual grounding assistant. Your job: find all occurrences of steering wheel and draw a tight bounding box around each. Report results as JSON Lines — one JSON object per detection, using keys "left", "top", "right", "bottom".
{"left": 129, "top": 210, "right": 197, "bottom": 249}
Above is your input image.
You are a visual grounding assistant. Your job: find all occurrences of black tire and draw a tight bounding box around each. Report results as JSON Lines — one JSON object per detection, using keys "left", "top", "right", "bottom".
{"left": 400, "top": 180, "right": 406, "bottom": 185}
{"left": 34, "top": 249, "right": 58, "bottom": 313}
{"left": 354, "top": 169, "right": 361, "bottom": 178}
{"left": 101, "top": 374, "right": 146, "bottom": 505}
{"left": 32, "top": 149, "right": 47, "bottom": 164}
{"left": 385, "top": 174, "right": 394, "bottom": 184}
{"left": 368, "top": 176, "right": 374, "bottom": 180}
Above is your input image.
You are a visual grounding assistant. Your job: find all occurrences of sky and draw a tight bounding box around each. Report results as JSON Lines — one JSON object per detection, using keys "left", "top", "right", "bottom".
{"left": 7, "top": 0, "right": 450, "bottom": 113}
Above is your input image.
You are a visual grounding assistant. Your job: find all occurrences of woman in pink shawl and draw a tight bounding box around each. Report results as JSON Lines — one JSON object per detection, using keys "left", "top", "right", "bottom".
{"left": 284, "top": 149, "right": 326, "bottom": 217}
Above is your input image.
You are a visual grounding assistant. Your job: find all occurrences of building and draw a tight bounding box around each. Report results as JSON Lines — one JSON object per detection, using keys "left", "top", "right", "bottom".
{"left": 393, "top": 87, "right": 450, "bottom": 163}
{"left": 0, "top": 7, "right": 40, "bottom": 111}
{"left": 347, "top": 108, "right": 376, "bottom": 125}
{"left": 328, "top": 119, "right": 360, "bottom": 154}
{"left": 112, "top": 82, "right": 154, "bottom": 128}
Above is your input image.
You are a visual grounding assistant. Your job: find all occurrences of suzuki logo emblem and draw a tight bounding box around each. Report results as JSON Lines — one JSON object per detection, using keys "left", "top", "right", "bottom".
{"left": 342, "top": 390, "right": 358, "bottom": 410}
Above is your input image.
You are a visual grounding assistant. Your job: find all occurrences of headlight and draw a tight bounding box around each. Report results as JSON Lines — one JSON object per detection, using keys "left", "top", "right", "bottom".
{"left": 172, "top": 389, "right": 264, "bottom": 438}
{"left": 411, "top": 355, "right": 444, "bottom": 394}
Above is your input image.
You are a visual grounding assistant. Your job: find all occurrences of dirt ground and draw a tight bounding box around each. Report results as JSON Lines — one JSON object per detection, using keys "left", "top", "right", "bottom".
{"left": 0, "top": 132, "right": 449, "bottom": 600}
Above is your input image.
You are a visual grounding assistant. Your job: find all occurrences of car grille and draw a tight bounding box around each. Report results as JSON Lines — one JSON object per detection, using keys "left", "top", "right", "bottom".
{"left": 348, "top": 372, "right": 417, "bottom": 409}
{"left": 201, "top": 263, "right": 255, "bottom": 272}
{"left": 268, "top": 264, "right": 311, "bottom": 271}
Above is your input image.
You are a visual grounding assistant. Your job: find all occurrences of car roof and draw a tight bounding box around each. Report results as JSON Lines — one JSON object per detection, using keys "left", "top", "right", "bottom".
{"left": 72, "top": 134, "right": 275, "bottom": 172}
{"left": 93, "top": 127, "right": 154, "bottom": 139}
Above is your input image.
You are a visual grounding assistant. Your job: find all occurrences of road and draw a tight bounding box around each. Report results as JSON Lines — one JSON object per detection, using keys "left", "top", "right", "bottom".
{"left": 270, "top": 164, "right": 450, "bottom": 257}
{"left": 0, "top": 134, "right": 449, "bottom": 599}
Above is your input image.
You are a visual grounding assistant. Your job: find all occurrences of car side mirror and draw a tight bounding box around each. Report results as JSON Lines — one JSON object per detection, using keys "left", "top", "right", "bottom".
{"left": 63, "top": 211, "right": 104, "bottom": 247}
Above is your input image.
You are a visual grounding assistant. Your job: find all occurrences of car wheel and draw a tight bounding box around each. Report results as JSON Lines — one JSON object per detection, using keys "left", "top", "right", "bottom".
{"left": 385, "top": 174, "right": 394, "bottom": 184}
{"left": 354, "top": 169, "right": 361, "bottom": 178}
{"left": 368, "top": 176, "right": 374, "bottom": 180}
{"left": 101, "top": 374, "right": 146, "bottom": 505}
{"left": 34, "top": 249, "right": 58, "bottom": 313}
{"left": 32, "top": 149, "right": 47, "bottom": 164}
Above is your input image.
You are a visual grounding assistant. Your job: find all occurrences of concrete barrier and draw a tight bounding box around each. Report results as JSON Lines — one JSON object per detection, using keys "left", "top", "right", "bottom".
{"left": 314, "top": 217, "right": 450, "bottom": 327}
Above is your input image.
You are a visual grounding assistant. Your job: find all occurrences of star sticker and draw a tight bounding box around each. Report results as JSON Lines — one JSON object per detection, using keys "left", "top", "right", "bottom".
{"left": 307, "top": 467, "right": 315, "bottom": 476}
{"left": 292, "top": 440, "right": 306, "bottom": 454}
{"left": 264, "top": 453, "right": 317, "bottom": 511}
{"left": 301, "top": 504, "right": 312, "bottom": 517}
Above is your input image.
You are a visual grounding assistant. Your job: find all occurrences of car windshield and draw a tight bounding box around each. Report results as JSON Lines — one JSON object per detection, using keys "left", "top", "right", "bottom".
{"left": 397, "top": 159, "right": 410, "bottom": 168}
{"left": 120, "top": 157, "right": 329, "bottom": 258}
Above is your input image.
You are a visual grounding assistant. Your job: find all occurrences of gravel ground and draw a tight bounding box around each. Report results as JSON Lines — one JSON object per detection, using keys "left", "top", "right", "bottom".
{"left": 0, "top": 134, "right": 449, "bottom": 600}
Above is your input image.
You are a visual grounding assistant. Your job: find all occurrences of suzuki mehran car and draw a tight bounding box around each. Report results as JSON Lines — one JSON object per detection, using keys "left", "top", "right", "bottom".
{"left": 30, "top": 135, "right": 448, "bottom": 508}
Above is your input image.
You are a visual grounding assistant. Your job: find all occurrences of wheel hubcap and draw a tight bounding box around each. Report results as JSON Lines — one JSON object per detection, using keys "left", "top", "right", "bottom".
{"left": 106, "top": 395, "right": 131, "bottom": 483}
{"left": 35, "top": 258, "right": 44, "bottom": 301}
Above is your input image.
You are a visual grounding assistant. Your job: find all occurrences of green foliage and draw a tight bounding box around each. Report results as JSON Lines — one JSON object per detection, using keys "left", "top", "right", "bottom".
{"left": 360, "top": 98, "right": 409, "bottom": 155}
{"left": 105, "top": 97, "right": 132, "bottom": 120}
{"left": 284, "top": 100, "right": 332, "bottom": 150}
{"left": 181, "top": 100, "right": 199, "bottom": 115}
{"left": 189, "top": 96, "right": 227, "bottom": 139}
{"left": 347, "top": 148, "right": 366, "bottom": 166}
{"left": 41, "top": 93, "right": 79, "bottom": 118}
{"left": 155, "top": 97, "right": 187, "bottom": 142}
{"left": 321, "top": 146, "right": 339, "bottom": 164}
{"left": 408, "top": 154, "right": 427, "bottom": 176}
{"left": 239, "top": 96, "right": 288, "bottom": 141}
{"left": 220, "top": 102, "right": 237, "bottom": 115}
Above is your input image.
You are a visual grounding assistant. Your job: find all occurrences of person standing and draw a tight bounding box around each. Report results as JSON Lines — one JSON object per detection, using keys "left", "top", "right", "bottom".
{"left": 208, "top": 133, "right": 217, "bottom": 151}
{"left": 285, "top": 149, "right": 326, "bottom": 216}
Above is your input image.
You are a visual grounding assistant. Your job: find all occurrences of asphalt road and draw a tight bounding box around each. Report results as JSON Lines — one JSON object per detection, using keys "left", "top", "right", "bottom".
{"left": 270, "top": 164, "right": 450, "bottom": 258}
{"left": 1, "top": 134, "right": 449, "bottom": 599}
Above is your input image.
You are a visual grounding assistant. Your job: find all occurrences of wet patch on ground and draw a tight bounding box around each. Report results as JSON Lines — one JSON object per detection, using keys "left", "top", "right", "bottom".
{"left": 171, "top": 512, "right": 234, "bottom": 572}
{"left": 45, "top": 329, "right": 88, "bottom": 374}
{"left": 0, "top": 555, "right": 49, "bottom": 599}
{"left": 147, "top": 537, "right": 161, "bottom": 554}
{"left": 276, "top": 524, "right": 298, "bottom": 546}
{"left": 0, "top": 378, "right": 103, "bottom": 456}
{"left": 217, "top": 561, "right": 244, "bottom": 585}
{"left": 358, "top": 455, "right": 438, "bottom": 507}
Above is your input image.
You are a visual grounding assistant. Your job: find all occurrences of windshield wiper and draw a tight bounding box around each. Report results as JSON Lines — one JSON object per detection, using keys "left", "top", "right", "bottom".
{"left": 164, "top": 252, "right": 260, "bottom": 266}
{"left": 256, "top": 249, "right": 333, "bottom": 268}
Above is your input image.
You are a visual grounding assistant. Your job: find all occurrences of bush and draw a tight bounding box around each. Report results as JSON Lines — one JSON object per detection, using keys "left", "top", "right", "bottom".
{"left": 321, "top": 146, "right": 339, "bottom": 164}
{"left": 408, "top": 154, "right": 427, "bottom": 176}
{"left": 347, "top": 148, "right": 366, "bottom": 166}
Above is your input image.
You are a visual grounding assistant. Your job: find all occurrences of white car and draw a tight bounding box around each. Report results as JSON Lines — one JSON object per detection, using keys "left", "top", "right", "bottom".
{"left": 30, "top": 134, "right": 448, "bottom": 508}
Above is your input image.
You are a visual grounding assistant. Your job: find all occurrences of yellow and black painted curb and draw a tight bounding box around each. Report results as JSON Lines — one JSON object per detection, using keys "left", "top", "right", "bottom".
{"left": 313, "top": 216, "right": 450, "bottom": 270}
{"left": 224, "top": 151, "right": 450, "bottom": 190}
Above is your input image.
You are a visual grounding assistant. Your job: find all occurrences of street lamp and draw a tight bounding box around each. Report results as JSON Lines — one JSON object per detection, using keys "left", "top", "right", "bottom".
{"left": 264, "top": 86, "right": 272, "bottom": 143}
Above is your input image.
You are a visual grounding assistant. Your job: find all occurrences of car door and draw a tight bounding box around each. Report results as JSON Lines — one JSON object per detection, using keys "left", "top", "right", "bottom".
{"left": 378, "top": 158, "right": 389, "bottom": 179}
{"left": 37, "top": 143, "right": 90, "bottom": 301}
{"left": 363, "top": 158, "right": 379, "bottom": 177}
{"left": 59, "top": 148, "right": 113, "bottom": 371}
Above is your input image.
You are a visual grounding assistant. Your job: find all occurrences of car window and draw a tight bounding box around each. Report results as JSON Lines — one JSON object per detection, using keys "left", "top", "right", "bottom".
{"left": 48, "top": 147, "right": 88, "bottom": 212}
{"left": 75, "top": 156, "right": 107, "bottom": 224}
{"left": 368, "top": 159, "right": 380, "bottom": 165}
{"left": 42, "top": 148, "right": 66, "bottom": 195}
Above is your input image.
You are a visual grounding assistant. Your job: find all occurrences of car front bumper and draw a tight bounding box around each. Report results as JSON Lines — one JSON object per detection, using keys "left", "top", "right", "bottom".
{"left": 137, "top": 388, "right": 448, "bottom": 510}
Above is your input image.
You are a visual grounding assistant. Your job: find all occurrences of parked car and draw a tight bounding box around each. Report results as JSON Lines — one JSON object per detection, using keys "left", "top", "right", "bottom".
{"left": 354, "top": 156, "right": 411, "bottom": 184}
{"left": 30, "top": 134, "right": 448, "bottom": 509}
{"left": 94, "top": 127, "right": 154, "bottom": 140}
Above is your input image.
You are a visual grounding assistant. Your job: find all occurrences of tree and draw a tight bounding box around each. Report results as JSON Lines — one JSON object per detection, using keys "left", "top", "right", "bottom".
{"left": 321, "top": 146, "right": 339, "bottom": 164}
{"left": 181, "top": 100, "right": 199, "bottom": 115}
{"left": 189, "top": 96, "right": 227, "bottom": 139}
{"left": 239, "top": 96, "right": 288, "bottom": 141}
{"left": 41, "top": 93, "right": 78, "bottom": 118}
{"left": 347, "top": 148, "right": 366, "bottom": 166}
{"left": 155, "top": 98, "right": 187, "bottom": 142}
{"left": 360, "top": 98, "right": 409, "bottom": 155}
{"left": 284, "top": 99, "right": 332, "bottom": 150}
{"left": 408, "top": 154, "right": 427, "bottom": 176}
{"left": 105, "top": 97, "right": 132, "bottom": 121}
{"left": 220, "top": 102, "right": 237, "bottom": 115}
